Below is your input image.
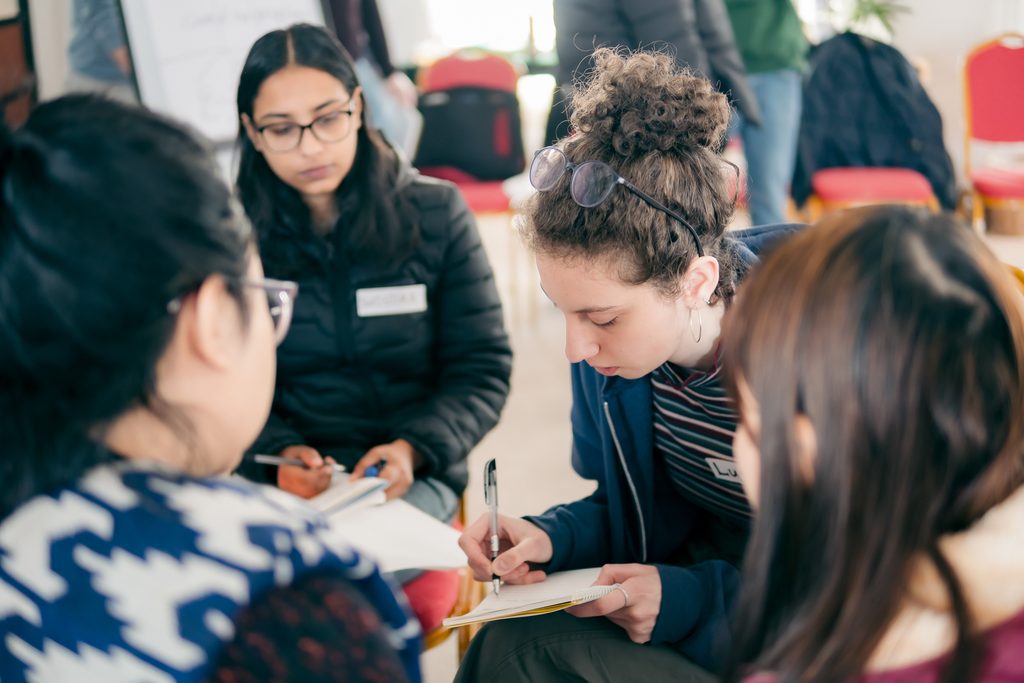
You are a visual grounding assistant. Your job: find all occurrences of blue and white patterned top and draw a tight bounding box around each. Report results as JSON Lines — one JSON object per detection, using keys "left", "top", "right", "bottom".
{"left": 0, "top": 461, "right": 421, "bottom": 682}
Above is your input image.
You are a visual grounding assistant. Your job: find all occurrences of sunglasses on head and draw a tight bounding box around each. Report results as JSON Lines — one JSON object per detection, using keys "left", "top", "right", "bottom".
{"left": 529, "top": 146, "right": 705, "bottom": 258}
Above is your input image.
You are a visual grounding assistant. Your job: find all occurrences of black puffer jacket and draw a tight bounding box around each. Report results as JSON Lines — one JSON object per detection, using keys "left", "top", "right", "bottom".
{"left": 246, "top": 166, "right": 512, "bottom": 495}
{"left": 554, "top": 0, "right": 762, "bottom": 126}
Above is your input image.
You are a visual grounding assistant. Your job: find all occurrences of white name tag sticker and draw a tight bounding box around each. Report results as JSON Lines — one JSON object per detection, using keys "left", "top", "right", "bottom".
{"left": 706, "top": 457, "right": 742, "bottom": 483}
{"left": 356, "top": 284, "right": 428, "bottom": 317}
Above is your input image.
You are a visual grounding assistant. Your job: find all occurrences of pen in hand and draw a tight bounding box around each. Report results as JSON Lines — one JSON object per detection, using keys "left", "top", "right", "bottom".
{"left": 253, "top": 453, "right": 347, "bottom": 475}
{"left": 484, "top": 458, "right": 500, "bottom": 595}
{"left": 364, "top": 457, "right": 387, "bottom": 478}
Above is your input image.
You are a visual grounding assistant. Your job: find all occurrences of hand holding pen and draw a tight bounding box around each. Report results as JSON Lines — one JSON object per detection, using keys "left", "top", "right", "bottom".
{"left": 350, "top": 439, "right": 418, "bottom": 500}
{"left": 457, "top": 463, "right": 554, "bottom": 588}
{"left": 265, "top": 446, "right": 340, "bottom": 499}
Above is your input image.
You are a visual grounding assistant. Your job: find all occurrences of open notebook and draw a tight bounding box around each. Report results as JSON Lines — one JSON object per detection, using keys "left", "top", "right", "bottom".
{"left": 442, "top": 567, "right": 614, "bottom": 628}
{"left": 311, "top": 477, "right": 465, "bottom": 573}
{"left": 308, "top": 475, "right": 389, "bottom": 515}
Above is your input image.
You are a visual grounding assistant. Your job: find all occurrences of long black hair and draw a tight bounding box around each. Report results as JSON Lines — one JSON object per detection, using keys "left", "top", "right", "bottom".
{"left": 0, "top": 94, "right": 251, "bottom": 520}
{"left": 235, "top": 23, "right": 417, "bottom": 278}
{"left": 722, "top": 206, "right": 1024, "bottom": 683}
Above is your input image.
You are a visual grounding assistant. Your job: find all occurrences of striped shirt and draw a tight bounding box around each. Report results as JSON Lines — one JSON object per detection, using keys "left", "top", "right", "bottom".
{"left": 651, "top": 357, "right": 752, "bottom": 525}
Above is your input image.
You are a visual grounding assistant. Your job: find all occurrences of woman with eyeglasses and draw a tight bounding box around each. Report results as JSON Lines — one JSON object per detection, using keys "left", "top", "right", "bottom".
{"left": 233, "top": 25, "right": 511, "bottom": 559}
{"left": 457, "top": 48, "right": 797, "bottom": 682}
{"left": 0, "top": 95, "right": 419, "bottom": 682}
{"left": 722, "top": 206, "right": 1024, "bottom": 683}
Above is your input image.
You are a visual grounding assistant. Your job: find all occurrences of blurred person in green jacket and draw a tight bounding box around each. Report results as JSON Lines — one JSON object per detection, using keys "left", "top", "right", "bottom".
{"left": 724, "top": 0, "right": 807, "bottom": 225}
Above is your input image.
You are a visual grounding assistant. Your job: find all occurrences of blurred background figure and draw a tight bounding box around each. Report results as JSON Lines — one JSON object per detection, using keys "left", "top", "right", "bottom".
{"left": 545, "top": 0, "right": 762, "bottom": 146}
{"left": 64, "top": 0, "right": 136, "bottom": 103}
{"left": 327, "top": 0, "right": 421, "bottom": 155}
{"left": 724, "top": 0, "right": 807, "bottom": 226}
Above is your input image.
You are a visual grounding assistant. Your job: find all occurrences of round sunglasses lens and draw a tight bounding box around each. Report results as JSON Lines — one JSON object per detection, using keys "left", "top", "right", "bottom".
{"left": 571, "top": 162, "right": 619, "bottom": 207}
{"left": 530, "top": 148, "right": 567, "bottom": 191}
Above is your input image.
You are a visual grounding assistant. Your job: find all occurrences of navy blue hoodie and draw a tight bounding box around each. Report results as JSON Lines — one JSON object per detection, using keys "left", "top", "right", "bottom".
{"left": 527, "top": 223, "right": 800, "bottom": 672}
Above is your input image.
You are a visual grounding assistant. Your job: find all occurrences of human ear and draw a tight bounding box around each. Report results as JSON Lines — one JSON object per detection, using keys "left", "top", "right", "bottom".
{"left": 683, "top": 256, "right": 721, "bottom": 306}
{"left": 241, "top": 113, "right": 262, "bottom": 152}
{"left": 793, "top": 414, "right": 818, "bottom": 486}
{"left": 188, "top": 275, "right": 243, "bottom": 371}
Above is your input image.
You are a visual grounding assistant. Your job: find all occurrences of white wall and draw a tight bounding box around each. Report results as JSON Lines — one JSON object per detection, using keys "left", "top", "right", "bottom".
{"left": 26, "top": 0, "right": 71, "bottom": 100}
{"left": 0, "top": 0, "right": 19, "bottom": 20}
{"left": 890, "top": 0, "right": 1024, "bottom": 185}
{"left": 376, "top": 0, "right": 434, "bottom": 65}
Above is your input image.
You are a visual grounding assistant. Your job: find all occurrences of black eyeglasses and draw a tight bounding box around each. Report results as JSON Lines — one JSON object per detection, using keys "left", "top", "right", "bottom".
{"left": 529, "top": 146, "right": 705, "bottom": 258}
{"left": 256, "top": 104, "right": 356, "bottom": 153}
{"left": 167, "top": 277, "right": 299, "bottom": 346}
{"left": 245, "top": 278, "right": 298, "bottom": 345}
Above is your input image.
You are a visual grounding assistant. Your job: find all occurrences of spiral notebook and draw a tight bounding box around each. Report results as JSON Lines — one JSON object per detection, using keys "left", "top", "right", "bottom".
{"left": 442, "top": 567, "right": 614, "bottom": 628}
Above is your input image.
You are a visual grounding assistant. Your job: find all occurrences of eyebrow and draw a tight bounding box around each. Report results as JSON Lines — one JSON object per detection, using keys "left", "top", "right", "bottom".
{"left": 574, "top": 305, "right": 620, "bottom": 315}
{"left": 539, "top": 285, "right": 620, "bottom": 315}
{"left": 256, "top": 99, "right": 346, "bottom": 122}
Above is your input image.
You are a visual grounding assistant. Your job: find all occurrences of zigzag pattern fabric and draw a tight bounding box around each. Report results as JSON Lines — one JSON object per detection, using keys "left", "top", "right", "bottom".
{"left": 0, "top": 462, "right": 420, "bottom": 682}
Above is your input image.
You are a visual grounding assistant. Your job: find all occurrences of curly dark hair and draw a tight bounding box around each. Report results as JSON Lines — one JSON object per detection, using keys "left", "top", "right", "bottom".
{"left": 523, "top": 48, "right": 741, "bottom": 301}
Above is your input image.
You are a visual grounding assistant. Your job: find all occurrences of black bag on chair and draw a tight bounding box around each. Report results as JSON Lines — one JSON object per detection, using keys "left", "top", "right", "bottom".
{"left": 414, "top": 86, "right": 525, "bottom": 181}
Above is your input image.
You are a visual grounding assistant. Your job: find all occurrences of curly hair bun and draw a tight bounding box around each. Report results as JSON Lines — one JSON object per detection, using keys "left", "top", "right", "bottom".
{"left": 570, "top": 48, "right": 731, "bottom": 157}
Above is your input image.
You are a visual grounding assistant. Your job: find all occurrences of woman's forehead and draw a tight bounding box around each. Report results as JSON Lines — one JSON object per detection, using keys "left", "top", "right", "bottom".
{"left": 536, "top": 252, "right": 659, "bottom": 308}
{"left": 253, "top": 66, "right": 350, "bottom": 116}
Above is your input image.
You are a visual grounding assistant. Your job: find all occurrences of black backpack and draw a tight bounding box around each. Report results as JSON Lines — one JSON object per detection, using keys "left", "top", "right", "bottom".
{"left": 793, "top": 32, "right": 957, "bottom": 209}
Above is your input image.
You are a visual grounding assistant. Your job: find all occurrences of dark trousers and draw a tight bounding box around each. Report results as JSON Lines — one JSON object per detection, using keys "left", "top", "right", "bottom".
{"left": 454, "top": 610, "right": 718, "bottom": 683}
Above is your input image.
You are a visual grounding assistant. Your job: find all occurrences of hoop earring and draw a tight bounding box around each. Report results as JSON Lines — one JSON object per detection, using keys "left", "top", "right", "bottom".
{"left": 689, "top": 307, "right": 703, "bottom": 344}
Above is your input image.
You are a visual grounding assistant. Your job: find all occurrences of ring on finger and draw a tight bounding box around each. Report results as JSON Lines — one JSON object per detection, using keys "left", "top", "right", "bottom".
{"left": 613, "top": 583, "right": 630, "bottom": 608}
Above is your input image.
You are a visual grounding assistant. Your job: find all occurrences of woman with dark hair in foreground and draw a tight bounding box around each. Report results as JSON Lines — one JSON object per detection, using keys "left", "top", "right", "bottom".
{"left": 723, "top": 206, "right": 1024, "bottom": 683}
{"left": 0, "top": 95, "right": 418, "bottom": 683}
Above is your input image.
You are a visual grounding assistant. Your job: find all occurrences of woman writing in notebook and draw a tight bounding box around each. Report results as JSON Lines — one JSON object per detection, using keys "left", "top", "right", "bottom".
{"left": 233, "top": 25, "right": 512, "bottom": 533}
{"left": 0, "top": 95, "right": 418, "bottom": 681}
{"left": 722, "top": 206, "right": 1024, "bottom": 682}
{"left": 458, "top": 48, "right": 795, "bottom": 681}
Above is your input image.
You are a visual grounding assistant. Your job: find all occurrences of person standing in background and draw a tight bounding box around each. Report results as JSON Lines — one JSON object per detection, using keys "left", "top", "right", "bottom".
{"left": 65, "top": 0, "right": 136, "bottom": 103}
{"left": 326, "top": 0, "right": 420, "bottom": 155}
{"left": 545, "top": 0, "right": 762, "bottom": 146}
{"left": 724, "top": 0, "right": 807, "bottom": 226}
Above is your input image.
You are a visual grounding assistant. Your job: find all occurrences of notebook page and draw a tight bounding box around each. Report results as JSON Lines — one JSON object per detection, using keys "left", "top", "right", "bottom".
{"left": 308, "top": 476, "right": 388, "bottom": 515}
{"left": 320, "top": 498, "right": 465, "bottom": 573}
{"left": 444, "top": 568, "right": 614, "bottom": 627}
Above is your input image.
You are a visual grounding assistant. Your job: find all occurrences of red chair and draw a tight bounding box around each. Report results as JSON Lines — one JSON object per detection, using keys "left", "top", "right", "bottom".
{"left": 414, "top": 49, "right": 525, "bottom": 185}
{"left": 808, "top": 167, "right": 938, "bottom": 217}
{"left": 415, "top": 51, "right": 535, "bottom": 323}
{"left": 800, "top": 167, "right": 938, "bottom": 222}
{"left": 419, "top": 51, "right": 519, "bottom": 94}
{"left": 408, "top": 498, "right": 486, "bottom": 659}
{"left": 963, "top": 33, "right": 1024, "bottom": 234}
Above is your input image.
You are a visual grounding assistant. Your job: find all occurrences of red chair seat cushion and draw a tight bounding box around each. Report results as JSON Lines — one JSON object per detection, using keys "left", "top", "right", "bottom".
{"left": 812, "top": 167, "right": 934, "bottom": 202}
{"left": 420, "top": 53, "right": 519, "bottom": 93}
{"left": 972, "top": 167, "right": 1024, "bottom": 199}
{"left": 419, "top": 166, "right": 511, "bottom": 213}
{"left": 402, "top": 568, "right": 461, "bottom": 634}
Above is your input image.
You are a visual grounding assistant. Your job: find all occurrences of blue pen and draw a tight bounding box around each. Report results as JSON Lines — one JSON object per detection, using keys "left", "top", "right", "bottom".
{"left": 365, "top": 457, "right": 387, "bottom": 478}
